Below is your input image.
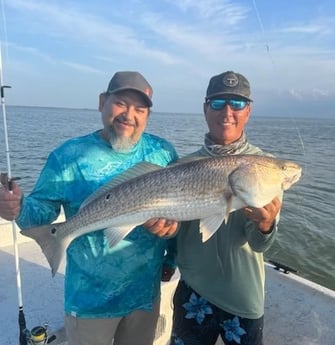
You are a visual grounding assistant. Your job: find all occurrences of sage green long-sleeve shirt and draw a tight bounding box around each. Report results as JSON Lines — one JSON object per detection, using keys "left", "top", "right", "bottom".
{"left": 176, "top": 144, "right": 278, "bottom": 319}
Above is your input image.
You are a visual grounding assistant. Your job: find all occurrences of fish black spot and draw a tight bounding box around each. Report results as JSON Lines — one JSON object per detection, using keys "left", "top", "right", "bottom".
{"left": 51, "top": 227, "right": 57, "bottom": 234}
{"left": 105, "top": 193, "right": 111, "bottom": 200}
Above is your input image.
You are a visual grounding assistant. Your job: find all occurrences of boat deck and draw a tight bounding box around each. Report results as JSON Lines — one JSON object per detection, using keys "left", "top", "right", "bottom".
{"left": 1, "top": 219, "right": 334, "bottom": 345}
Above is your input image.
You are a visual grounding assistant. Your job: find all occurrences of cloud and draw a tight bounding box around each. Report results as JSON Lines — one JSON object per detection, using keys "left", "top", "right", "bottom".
{"left": 312, "top": 88, "right": 329, "bottom": 98}
{"left": 289, "top": 88, "right": 303, "bottom": 100}
{"left": 6, "top": 0, "right": 180, "bottom": 65}
{"left": 7, "top": 42, "right": 104, "bottom": 75}
{"left": 2, "top": 0, "right": 335, "bottom": 116}
{"left": 139, "top": 5, "right": 254, "bottom": 72}
{"left": 7, "top": 42, "right": 54, "bottom": 63}
{"left": 167, "top": 0, "right": 249, "bottom": 24}
{"left": 280, "top": 24, "right": 328, "bottom": 35}
{"left": 288, "top": 87, "right": 331, "bottom": 101}
{"left": 61, "top": 62, "right": 104, "bottom": 75}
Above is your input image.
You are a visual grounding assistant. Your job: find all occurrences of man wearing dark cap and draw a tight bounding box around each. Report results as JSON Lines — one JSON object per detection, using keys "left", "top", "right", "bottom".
{"left": 0, "top": 71, "right": 178, "bottom": 345}
{"left": 169, "top": 71, "right": 281, "bottom": 345}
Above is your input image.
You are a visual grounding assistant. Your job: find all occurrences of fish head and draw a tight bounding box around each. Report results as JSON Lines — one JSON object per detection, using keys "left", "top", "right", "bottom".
{"left": 229, "top": 156, "right": 302, "bottom": 208}
{"left": 278, "top": 159, "right": 302, "bottom": 190}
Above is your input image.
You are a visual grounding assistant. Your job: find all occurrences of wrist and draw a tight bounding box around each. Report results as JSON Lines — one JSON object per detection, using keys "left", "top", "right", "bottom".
{"left": 258, "top": 221, "right": 275, "bottom": 234}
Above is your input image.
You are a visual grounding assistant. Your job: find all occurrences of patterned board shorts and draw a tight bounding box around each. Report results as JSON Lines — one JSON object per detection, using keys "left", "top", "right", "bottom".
{"left": 170, "top": 280, "right": 264, "bottom": 345}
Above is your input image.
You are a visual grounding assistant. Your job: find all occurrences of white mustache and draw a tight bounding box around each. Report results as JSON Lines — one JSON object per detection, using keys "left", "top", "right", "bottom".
{"left": 116, "top": 114, "right": 136, "bottom": 127}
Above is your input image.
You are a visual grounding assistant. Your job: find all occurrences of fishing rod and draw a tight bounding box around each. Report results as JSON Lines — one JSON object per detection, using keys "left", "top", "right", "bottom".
{"left": 1, "top": 2, "right": 58, "bottom": 340}
{"left": 0, "top": 41, "right": 28, "bottom": 345}
{"left": 1, "top": 45, "right": 58, "bottom": 345}
{"left": 0, "top": 45, "right": 26, "bottom": 345}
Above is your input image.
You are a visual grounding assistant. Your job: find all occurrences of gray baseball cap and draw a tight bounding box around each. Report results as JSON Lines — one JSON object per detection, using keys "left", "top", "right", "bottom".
{"left": 206, "top": 71, "right": 252, "bottom": 101}
{"left": 106, "top": 71, "right": 153, "bottom": 107}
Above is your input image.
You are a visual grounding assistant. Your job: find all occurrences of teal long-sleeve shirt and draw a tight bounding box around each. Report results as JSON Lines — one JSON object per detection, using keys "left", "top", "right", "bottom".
{"left": 16, "top": 130, "right": 178, "bottom": 318}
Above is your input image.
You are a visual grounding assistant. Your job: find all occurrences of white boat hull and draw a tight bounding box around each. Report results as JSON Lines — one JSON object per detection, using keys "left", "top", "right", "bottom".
{"left": 1, "top": 218, "right": 334, "bottom": 345}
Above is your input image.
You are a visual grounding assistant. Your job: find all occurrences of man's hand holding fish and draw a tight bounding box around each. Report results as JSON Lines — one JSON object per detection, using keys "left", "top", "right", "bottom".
{"left": 243, "top": 196, "right": 282, "bottom": 233}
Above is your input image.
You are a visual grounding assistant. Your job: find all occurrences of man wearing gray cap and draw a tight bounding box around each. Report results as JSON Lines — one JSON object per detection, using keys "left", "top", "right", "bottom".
{"left": 169, "top": 71, "right": 281, "bottom": 345}
{"left": 0, "top": 71, "right": 178, "bottom": 345}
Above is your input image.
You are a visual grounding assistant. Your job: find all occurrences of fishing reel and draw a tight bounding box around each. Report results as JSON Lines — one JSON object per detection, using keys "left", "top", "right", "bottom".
{"left": 0, "top": 172, "right": 21, "bottom": 191}
{"left": 25, "top": 323, "right": 51, "bottom": 345}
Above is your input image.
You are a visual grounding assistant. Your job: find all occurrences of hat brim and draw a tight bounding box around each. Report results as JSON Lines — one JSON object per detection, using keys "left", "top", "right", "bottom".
{"left": 206, "top": 92, "right": 252, "bottom": 102}
{"left": 108, "top": 87, "right": 152, "bottom": 107}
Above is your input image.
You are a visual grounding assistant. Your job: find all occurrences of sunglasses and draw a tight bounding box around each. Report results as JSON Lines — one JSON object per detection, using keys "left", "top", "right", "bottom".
{"left": 207, "top": 99, "right": 249, "bottom": 111}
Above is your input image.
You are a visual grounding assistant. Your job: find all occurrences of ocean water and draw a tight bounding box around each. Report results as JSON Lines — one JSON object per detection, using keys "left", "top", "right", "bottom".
{"left": 1, "top": 106, "right": 334, "bottom": 290}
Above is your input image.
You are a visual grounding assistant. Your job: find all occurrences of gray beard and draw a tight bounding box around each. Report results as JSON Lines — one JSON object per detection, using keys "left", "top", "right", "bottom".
{"left": 108, "top": 130, "right": 135, "bottom": 153}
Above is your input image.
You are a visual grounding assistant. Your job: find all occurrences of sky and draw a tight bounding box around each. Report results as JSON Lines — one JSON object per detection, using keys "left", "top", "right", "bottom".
{"left": 0, "top": 0, "right": 334, "bottom": 117}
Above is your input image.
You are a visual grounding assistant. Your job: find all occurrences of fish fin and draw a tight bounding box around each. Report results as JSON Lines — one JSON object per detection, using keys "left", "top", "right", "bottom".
{"left": 199, "top": 215, "right": 225, "bottom": 242}
{"left": 230, "top": 196, "right": 247, "bottom": 211}
{"left": 229, "top": 162, "right": 282, "bottom": 208}
{"left": 169, "top": 155, "right": 209, "bottom": 166}
{"left": 227, "top": 195, "right": 248, "bottom": 219}
{"left": 80, "top": 162, "right": 163, "bottom": 209}
{"left": 228, "top": 166, "right": 252, "bottom": 205}
{"left": 104, "top": 225, "right": 138, "bottom": 247}
{"left": 224, "top": 195, "right": 233, "bottom": 224}
{"left": 21, "top": 223, "right": 68, "bottom": 277}
{"left": 200, "top": 193, "right": 245, "bottom": 241}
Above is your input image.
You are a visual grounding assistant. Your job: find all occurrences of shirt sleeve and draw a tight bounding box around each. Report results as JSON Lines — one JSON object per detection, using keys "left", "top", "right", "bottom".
{"left": 244, "top": 219, "right": 278, "bottom": 252}
{"left": 244, "top": 187, "right": 283, "bottom": 252}
{"left": 16, "top": 152, "right": 64, "bottom": 229}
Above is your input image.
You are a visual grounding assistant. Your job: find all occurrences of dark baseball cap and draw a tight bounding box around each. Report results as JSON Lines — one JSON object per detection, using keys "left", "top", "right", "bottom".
{"left": 206, "top": 71, "right": 252, "bottom": 101}
{"left": 106, "top": 71, "right": 153, "bottom": 107}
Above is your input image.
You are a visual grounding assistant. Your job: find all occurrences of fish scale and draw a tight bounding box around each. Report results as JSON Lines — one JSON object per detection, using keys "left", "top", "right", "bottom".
{"left": 21, "top": 155, "right": 302, "bottom": 276}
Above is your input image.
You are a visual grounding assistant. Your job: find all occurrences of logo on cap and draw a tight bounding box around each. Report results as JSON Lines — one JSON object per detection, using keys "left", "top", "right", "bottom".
{"left": 222, "top": 74, "right": 238, "bottom": 87}
{"left": 144, "top": 87, "right": 151, "bottom": 96}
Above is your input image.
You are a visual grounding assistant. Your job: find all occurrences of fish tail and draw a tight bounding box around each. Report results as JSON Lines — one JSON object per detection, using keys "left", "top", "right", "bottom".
{"left": 21, "top": 223, "right": 66, "bottom": 277}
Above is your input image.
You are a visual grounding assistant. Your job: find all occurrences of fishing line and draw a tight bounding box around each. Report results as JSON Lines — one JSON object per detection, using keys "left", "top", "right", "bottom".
{"left": 251, "top": 0, "right": 306, "bottom": 158}
{"left": 251, "top": 0, "right": 274, "bottom": 67}
{"left": 0, "top": 0, "right": 9, "bottom": 61}
{"left": 250, "top": 2, "right": 307, "bottom": 162}
{"left": 250, "top": 0, "right": 309, "bottom": 252}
